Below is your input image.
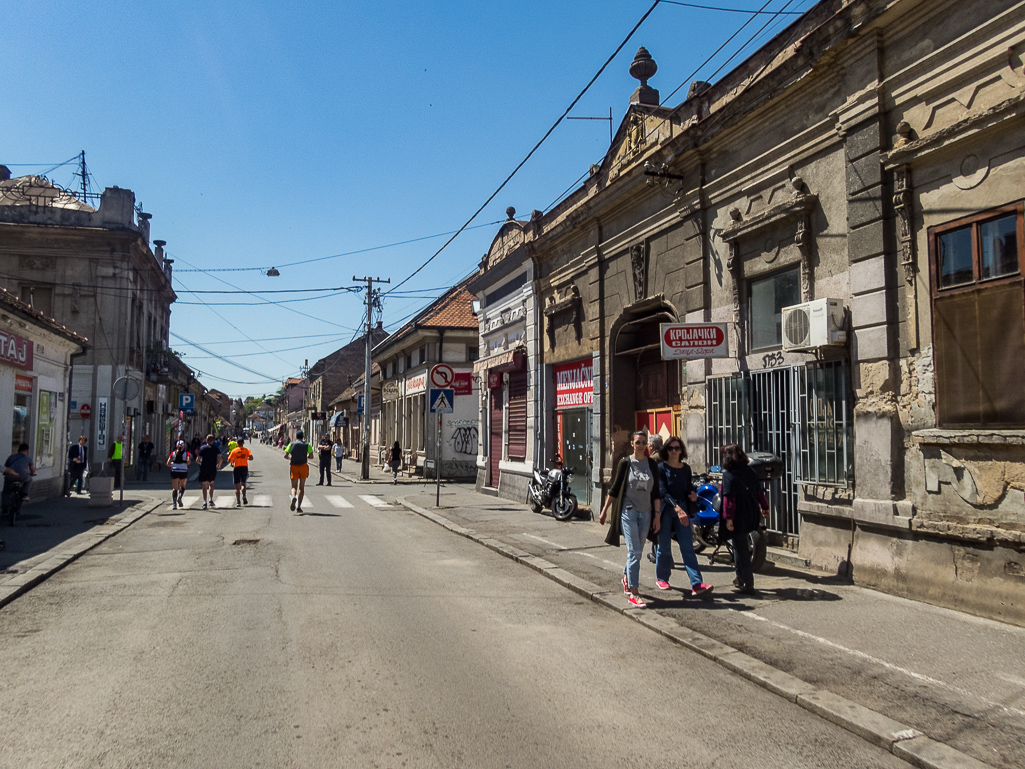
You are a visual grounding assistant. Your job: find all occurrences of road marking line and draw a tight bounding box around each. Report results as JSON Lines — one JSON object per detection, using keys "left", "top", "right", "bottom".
{"left": 179, "top": 496, "right": 199, "bottom": 508}
{"left": 252, "top": 495, "right": 273, "bottom": 507}
{"left": 729, "top": 609, "right": 1025, "bottom": 719}
{"left": 359, "top": 495, "right": 393, "bottom": 508}
{"left": 326, "top": 496, "right": 354, "bottom": 508}
{"left": 572, "top": 550, "right": 624, "bottom": 569}
{"left": 521, "top": 534, "right": 568, "bottom": 550}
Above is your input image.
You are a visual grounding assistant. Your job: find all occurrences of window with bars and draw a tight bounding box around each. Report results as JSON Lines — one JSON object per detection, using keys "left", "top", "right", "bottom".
{"left": 929, "top": 202, "right": 1025, "bottom": 427}
{"left": 793, "top": 361, "right": 852, "bottom": 487}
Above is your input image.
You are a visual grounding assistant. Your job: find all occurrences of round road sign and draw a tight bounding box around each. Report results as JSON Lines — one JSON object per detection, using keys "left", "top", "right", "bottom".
{"left": 80, "top": 404, "right": 92, "bottom": 419}
{"left": 430, "top": 363, "right": 455, "bottom": 388}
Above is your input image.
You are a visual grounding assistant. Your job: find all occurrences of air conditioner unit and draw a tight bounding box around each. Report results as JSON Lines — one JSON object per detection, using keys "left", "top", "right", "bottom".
{"left": 781, "top": 298, "right": 846, "bottom": 351}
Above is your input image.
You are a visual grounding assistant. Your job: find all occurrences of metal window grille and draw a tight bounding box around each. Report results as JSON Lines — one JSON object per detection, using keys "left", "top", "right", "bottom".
{"left": 792, "top": 360, "right": 852, "bottom": 487}
{"left": 749, "top": 368, "right": 800, "bottom": 538}
{"left": 705, "top": 374, "right": 749, "bottom": 470}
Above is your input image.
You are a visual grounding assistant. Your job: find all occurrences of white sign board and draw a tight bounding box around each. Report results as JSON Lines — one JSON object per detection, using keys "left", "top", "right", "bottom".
{"left": 660, "top": 323, "right": 729, "bottom": 359}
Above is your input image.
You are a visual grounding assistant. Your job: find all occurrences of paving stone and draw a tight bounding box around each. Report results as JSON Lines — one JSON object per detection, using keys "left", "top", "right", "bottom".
{"left": 892, "top": 735, "right": 995, "bottom": 769}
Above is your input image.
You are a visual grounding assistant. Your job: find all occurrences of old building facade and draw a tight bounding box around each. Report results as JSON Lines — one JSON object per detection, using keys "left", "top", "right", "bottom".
{"left": 0, "top": 171, "right": 179, "bottom": 477}
{"left": 478, "top": 0, "right": 1025, "bottom": 624}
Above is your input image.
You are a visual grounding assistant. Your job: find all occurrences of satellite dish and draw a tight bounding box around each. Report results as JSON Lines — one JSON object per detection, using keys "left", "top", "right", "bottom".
{"left": 113, "top": 377, "right": 140, "bottom": 401}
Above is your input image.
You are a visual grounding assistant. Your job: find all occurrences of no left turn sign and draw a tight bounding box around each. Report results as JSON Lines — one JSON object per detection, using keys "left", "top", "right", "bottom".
{"left": 430, "top": 363, "right": 455, "bottom": 388}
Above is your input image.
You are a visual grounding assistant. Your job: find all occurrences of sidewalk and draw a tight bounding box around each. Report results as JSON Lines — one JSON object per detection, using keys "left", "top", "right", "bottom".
{"left": 0, "top": 483, "right": 164, "bottom": 608}
{"left": 387, "top": 479, "right": 1023, "bottom": 769}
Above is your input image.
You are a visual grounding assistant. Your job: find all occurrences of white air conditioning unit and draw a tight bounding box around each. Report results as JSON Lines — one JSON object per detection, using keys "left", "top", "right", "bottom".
{"left": 781, "top": 298, "right": 846, "bottom": 351}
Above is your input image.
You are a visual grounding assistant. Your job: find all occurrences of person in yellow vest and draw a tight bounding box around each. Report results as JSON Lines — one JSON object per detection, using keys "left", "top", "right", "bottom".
{"left": 107, "top": 433, "right": 124, "bottom": 489}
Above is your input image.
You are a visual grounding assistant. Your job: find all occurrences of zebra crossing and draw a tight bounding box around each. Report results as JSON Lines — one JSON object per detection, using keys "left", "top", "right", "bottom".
{"left": 166, "top": 492, "right": 396, "bottom": 510}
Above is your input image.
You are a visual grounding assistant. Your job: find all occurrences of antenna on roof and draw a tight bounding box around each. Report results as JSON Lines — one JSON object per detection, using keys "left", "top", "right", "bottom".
{"left": 75, "top": 151, "right": 89, "bottom": 201}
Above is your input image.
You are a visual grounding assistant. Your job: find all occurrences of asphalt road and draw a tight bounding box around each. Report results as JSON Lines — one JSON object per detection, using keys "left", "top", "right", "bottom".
{"left": 0, "top": 444, "right": 914, "bottom": 768}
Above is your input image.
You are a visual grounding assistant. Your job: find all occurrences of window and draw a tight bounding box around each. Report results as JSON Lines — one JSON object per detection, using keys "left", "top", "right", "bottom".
{"left": 468, "top": 345, "right": 479, "bottom": 362}
{"left": 930, "top": 203, "right": 1025, "bottom": 427}
{"left": 748, "top": 267, "right": 800, "bottom": 351}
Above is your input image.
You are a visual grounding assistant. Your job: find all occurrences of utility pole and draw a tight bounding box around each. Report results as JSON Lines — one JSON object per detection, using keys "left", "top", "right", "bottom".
{"left": 354, "top": 275, "right": 389, "bottom": 480}
{"left": 77, "top": 150, "right": 89, "bottom": 201}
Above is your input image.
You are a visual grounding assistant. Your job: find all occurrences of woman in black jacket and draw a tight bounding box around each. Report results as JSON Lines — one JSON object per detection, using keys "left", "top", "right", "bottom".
{"left": 720, "top": 443, "right": 769, "bottom": 595}
{"left": 656, "top": 436, "right": 712, "bottom": 597}
{"left": 599, "top": 431, "right": 660, "bottom": 608}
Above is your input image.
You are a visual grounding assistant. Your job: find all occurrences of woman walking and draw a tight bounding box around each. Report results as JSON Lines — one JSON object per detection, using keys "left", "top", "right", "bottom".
{"left": 655, "top": 437, "right": 713, "bottom": 597}
{"left": 599, "top": 431, "right": 660, "bottom": 608}
{"left": 333, "top": 439, "right": 345, "bottom": 472}
{"left": 720, "top": 443, "right": 770, "bottom": 595}
{"left": 389, "top": 441, "right": 402, "bottom": 484}
{"left": 166, "top": 440, "right": 192, "bottom": 510}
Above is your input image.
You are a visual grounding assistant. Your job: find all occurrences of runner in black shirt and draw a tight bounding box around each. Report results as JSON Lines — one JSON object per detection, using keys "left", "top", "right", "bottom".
{"left": 197, "top": 434, "right": 223, "bottom": 510}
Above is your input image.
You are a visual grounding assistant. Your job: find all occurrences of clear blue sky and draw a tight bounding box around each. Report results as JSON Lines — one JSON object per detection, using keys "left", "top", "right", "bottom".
{"left": 4, "top": 0, "right": 811, "bottom": 399}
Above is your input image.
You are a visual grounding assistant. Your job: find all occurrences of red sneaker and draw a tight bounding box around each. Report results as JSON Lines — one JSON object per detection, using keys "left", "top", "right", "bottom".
{"left": 655, "top": 579, "right": 672, "bottom": 590}
{"left": 622, "top": 574, "right": 629, "bottom": 594}
{"left": 692, "top": 583, "right": 714, "bottom": 597}
{"left": 627, "top": 594, "right": 647, "bottom": 608}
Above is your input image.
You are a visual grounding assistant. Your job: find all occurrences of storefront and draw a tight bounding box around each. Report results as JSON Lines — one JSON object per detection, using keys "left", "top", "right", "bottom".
{"left": 0, "top": 289, "right": 87, "bottom": 500}
{"left": 553, "top": 358, "right": 594, "bottom": 506}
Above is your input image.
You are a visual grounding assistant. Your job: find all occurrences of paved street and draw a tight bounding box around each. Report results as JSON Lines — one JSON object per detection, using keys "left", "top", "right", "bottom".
{"left": 0, "top": 443, "right": 915, "bottom": 768}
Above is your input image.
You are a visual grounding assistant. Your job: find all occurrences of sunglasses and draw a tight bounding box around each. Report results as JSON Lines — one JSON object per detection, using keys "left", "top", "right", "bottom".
{"left": 667, "top": 445, "right": 683, "bottom": 451}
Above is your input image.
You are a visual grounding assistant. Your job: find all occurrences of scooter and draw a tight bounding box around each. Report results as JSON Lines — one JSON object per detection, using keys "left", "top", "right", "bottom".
{"left": 527, "top": 464, "right": 578, "bottom": 521}
{"left": 690, "top": 452, "right": 783, "bottom": 573}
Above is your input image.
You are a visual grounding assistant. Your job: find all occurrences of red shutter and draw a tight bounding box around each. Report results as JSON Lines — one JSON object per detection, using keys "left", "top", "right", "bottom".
{"left": 489, "top": 388, "right": 503, "bottom": 486}
{"left": 507, "top": 371, "right": 528, "bottom": 460}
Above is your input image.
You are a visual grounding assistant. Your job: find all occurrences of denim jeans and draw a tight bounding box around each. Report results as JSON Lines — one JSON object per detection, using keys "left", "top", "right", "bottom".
{"left": 655, "top": 508, "right": 704, "bottom": 587}
{"left": 732, "top": 526, "right": 754, "bottom": 589}
{"left": 136, "top": 459, "right": 150, "bottom": 481}
{"left": 335, "top": 456, "right": 343, "bottom": 471}
{"left": 621, "top": 505, "right": 652, "bottom": 591}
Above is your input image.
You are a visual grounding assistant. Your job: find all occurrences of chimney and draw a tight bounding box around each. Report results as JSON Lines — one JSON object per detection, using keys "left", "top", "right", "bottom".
{"left": 375, "top": 320, "right": 384, "bottom": 331}
{"left": 0, "top": 165, "right": 11, "bottom": 182}
{"left": 628, "top": 47, "right": 659, "bottom": 106}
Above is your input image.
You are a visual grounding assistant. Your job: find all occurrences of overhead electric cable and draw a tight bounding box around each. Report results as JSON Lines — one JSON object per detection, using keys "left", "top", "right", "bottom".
{"left": 384, "top": 0, "right": 664, "bottom": 295}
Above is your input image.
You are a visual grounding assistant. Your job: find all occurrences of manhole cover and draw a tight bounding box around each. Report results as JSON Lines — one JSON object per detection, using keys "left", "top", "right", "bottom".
{"left": 232, "top": 538, "right": 260, "bottom": 546}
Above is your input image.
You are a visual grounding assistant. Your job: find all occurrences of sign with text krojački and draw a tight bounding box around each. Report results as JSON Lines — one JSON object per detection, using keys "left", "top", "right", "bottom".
{"left": 660, "top": 323, "right": 728, "bottom": 359}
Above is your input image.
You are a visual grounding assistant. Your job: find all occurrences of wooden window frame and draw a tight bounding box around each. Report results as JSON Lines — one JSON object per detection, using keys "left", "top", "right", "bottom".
{"left": 928, "top": 201, "right": 1025, "bottom": 428}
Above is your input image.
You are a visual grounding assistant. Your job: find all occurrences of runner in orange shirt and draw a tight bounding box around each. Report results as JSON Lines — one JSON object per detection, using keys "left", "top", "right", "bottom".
{"left": 227, "top": 437, "right": 254, "bottom": 507}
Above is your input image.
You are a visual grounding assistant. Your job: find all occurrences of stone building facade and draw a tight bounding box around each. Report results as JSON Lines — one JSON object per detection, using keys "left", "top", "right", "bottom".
{"left": 479, "top": 0, "right": 1025, "bottom": 624}
{"left": 0, "top": 170, "right": 179, "bottom": 477}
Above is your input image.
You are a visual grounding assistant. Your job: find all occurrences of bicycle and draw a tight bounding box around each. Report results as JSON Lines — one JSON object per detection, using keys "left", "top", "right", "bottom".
{"left": 1, "top": 480, "right": 24, "bottom": 526}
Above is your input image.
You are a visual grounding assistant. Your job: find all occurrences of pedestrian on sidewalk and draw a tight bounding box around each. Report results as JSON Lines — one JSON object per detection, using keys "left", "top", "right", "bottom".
{"left": 4, "top": 443, "right": 36, "bottom": 502}
{"left": 317, "top": 434, "right": 333, "bottom": 486}
{"left": 166, "top": 440, "right": 192, "bottom": 509}
{"left": 107, "top": 434, "right": 124, "bottom": 489}
{"left": 197, "top": 434, "right": 223, "bottom": 510}
{"left": 333, "top": 438, "right": 345, "bottom": 472}
{"left": 599, "top": 431, "right": 660, "bottom": 608}
{"left": 656, "top": 436, "right": 713, "bottom": 597}
{"left": 136, "top": 435, "right": 154, "bottom": 481}
{"left": 67, "top": 435, "right": 88, "bottom": 495}
{"left": 720, "top": 443, "right": 770, "bottom": 595}
{"left": 388, "top": 441, "right": 402, "bottom": 484}
{"left": 284, "top": 430, "right": 313, "bottom": 514}
{"left": 228, "top": 437, "right": 253, "bottom": 507}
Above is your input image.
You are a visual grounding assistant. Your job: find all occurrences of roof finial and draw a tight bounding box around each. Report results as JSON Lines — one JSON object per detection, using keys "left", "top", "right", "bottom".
{"left": 628, "top": 47, "right": 659, "bottom": 106}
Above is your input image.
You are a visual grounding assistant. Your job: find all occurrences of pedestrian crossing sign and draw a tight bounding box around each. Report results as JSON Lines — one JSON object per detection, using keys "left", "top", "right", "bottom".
{"left": 429, "top": 388, "right": 454, "bottom": 413}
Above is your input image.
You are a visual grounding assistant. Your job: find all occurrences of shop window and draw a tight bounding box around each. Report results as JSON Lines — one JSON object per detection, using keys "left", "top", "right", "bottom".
{"left": 930, "top": 203, "right": 1025, "bottom": 427}
{"left": 748, "top": 268, "right": 800, "bottom": 351}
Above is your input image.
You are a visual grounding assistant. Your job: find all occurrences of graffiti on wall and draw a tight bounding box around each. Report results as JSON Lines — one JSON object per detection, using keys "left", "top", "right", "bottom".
{"left": 447, "top": 419, "right": 478, "bottom": 456}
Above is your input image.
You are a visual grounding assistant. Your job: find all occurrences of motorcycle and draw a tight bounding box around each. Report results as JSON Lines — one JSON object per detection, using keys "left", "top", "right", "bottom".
{"left": 528, "top": 465, "right": 578, "bottom": 521}
{"left": 690, "top": 452, "right": 783, "bottom": 573}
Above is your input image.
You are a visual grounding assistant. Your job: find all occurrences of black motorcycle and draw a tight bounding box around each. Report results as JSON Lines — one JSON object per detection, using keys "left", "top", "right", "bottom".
{"left": 527, "top": 465, "right": 578, "bottom": 521}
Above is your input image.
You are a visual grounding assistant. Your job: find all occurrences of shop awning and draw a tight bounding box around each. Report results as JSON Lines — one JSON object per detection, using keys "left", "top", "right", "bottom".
{"left": 329, "top": 412, "right": 345, "bottom": 427}
{"left": 472, "top": 348, "right": 521, "bottom": 373}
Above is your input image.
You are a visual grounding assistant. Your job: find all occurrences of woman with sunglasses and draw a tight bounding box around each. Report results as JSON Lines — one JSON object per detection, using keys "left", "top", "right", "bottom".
{"left": 655, "top": 437, "right": 713, "bottom": 596}
{"left": 599, "top": 430, "right": 660, "bottom": 608}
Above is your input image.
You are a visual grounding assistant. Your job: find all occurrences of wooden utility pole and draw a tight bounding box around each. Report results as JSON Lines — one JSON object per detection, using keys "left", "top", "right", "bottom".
{"left": 353, "top": 275, "right": 389, "bottom": 480}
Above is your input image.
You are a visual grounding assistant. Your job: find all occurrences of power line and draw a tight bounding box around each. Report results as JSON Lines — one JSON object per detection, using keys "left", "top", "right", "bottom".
{"left": 384, "top": 0, "right": 664, "bottom": 296}
{"left": 658, "top": 0, "right": 802, "bottom": 13}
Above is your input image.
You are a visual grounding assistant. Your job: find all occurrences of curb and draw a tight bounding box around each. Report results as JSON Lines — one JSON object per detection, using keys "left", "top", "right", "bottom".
{"left": 397, "top": 497, "right": 995, "bottom": 769}
{"left": 0, "top": 498, "right": 163, "bottom": 610}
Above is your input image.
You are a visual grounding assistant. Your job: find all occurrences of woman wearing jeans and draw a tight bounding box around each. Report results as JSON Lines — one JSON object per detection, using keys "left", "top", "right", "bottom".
{"left": 721, "top": 443, "right": 769, "bottom": 595}
{"left": 600, "top": 431, "right": 660, "bottom": 608}
{"left": 655, "top": 436, "right": 714, "bottom": 597}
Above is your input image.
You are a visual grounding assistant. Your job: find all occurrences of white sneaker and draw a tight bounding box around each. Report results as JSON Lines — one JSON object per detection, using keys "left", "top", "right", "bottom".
{"left": 290, "top": 495, "right": 297, "bottom": 511}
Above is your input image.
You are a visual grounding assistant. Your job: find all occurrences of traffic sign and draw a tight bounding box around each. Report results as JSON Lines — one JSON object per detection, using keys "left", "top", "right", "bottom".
{"left": 80, "top": 403, "right": 92, "bottom": 419}
{"left": 429, "top": 388, "right": 454, "bottom": 414}
{"left": 430, "top": 363, "right": 455, "bottom": 388}
{"left": 179, "top": 393, "right": 195, "bottom": 411}
{"left": 357, "top": 394, "right": 364, "bottom": 415}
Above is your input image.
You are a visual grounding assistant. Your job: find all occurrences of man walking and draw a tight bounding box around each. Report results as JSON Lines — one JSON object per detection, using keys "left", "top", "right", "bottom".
{"left": 227, "top": 437, "right": 254, "bottom": 507}
{"left": 108, "top": 433, "right": 124, "bottom": 489}
{"left": 284, "top": 429, "right": 313, "bottom": 514}
{"left": 317, "top": 434, "right": 333, "bottom": 486}
{"left": 197, "top": 434, "right": 223, "bottom": 510}
{"left": 68, "top": 435, "right": 88, "bottom": 495}
{"left": 136, "top": 434, "right": 154, "bottom": 481}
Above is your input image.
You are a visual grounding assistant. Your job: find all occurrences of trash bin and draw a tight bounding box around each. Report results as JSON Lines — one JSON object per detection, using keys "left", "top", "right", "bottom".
{"left": 89, "top": 476, "right": 114, "bottom": 508}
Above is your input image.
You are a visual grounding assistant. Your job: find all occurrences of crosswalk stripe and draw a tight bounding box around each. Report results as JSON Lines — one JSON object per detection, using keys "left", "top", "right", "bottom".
{"left": 252, "top": 495, "right": 273, "bottom": 508}
{"left": 179, "top": 495, "right": 199, "bottom": 508}
{"left": 359, "top": 494, "right": 393, "bottom": 508}
{"left": 326, "top": 496, "right": 353, "bottom": 508}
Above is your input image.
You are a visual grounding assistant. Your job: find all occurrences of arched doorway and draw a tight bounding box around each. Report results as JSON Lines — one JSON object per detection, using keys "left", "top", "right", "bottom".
{"left": 610, "top": 307, "right": 681, "bottom": 455}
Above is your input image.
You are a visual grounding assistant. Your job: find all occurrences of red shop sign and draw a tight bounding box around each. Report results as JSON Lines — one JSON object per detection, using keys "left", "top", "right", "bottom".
{"left": 452, "top": 372, "right": 473, "bottom": 395}
{"left": 0, "top": 330, "right": 34, "bottom": 371}
{"left": 488, "top": 371, "right": 502, "bottom": 389}
{"left": 554, "top": 359, "right": 593, "bottom": 408}
{"left": 15, "top": 374, "right": 33, "bottom": 393}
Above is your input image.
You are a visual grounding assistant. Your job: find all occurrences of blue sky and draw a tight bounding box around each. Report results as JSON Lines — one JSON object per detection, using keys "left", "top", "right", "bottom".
{"left": 4, "top": 0, "right": 811, "bottom": 398}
